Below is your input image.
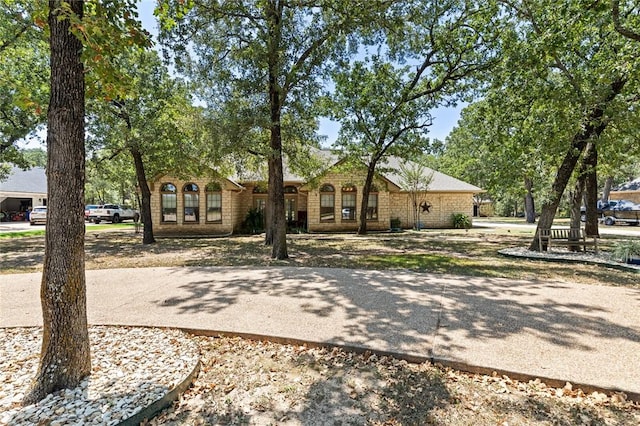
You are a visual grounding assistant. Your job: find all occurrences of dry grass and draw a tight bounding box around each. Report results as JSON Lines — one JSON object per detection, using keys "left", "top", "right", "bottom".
{"left": 2, "top": 227, "right": 638, "bottom": 288}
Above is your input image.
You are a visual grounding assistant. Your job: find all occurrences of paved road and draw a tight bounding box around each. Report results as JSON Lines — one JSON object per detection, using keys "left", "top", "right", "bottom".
{"left": 2, "top": 266, "right": 639, "bottom": 400}
{"left": 4, "top": 219, "right": 640, "bottom": 237}
{"left": 0, "top": 221, "right": 103, "bottom": 233}
{"left": 474, "top": 220, "right": 640, "bottom": 237}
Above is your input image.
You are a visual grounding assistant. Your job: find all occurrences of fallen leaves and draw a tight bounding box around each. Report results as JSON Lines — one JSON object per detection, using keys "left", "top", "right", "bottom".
{"left": 146, "top": 335, "right": 639, "bottom": 426}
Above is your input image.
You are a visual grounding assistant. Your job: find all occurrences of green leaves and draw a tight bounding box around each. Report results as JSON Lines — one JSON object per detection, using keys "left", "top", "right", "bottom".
{"left": 51, "top": 0, "right": 153, "bottom": 101}
{"left": 0, "top": 0, "right": 48, "bottom": 164}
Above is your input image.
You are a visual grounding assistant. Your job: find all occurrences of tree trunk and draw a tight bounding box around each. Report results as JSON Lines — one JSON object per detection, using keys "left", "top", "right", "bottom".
{"left": 268, "top": 145, "right": 288, "bottom": 259}
{"left": 601, "top": 176, "right": 613, "bottom": 203}
{"left": 131, "top": 147, "right": 155, "bottom": 244}
{"left": 265, "top": 1, "right": 287, "bottom": 259}
{"left": 24, "top": 0, "right": 91, "bottom": 405}
{"left": 357, "top": 164, "right": 377, "bottom": 235}
{"left": 529, "top": 78, "right": 626, "bottom": 251}
{"left": 583, "top": 142, "right": 599, "bottom": 237}
{"left": 569, "top": 186, "right": 583, "bottom": 228}
{"left": 569, "top": 179, "right": 584, "bottom": 251}
{"left": 524, "top": 176, "right": 536, "bottom": 224}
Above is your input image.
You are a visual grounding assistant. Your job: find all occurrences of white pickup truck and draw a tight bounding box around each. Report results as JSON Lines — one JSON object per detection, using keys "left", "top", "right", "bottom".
{"left": 88, "top": 204, "right": 140, "bottom": 224}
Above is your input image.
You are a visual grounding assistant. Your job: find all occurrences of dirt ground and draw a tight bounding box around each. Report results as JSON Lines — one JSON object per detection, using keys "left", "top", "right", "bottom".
{"left": 148, "top": 336, "right": 639, "bottom": 425}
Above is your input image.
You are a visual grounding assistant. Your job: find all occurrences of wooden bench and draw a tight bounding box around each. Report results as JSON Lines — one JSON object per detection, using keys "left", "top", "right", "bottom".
{"left": 538, "top": 227, "right": 599, "bottom": 253}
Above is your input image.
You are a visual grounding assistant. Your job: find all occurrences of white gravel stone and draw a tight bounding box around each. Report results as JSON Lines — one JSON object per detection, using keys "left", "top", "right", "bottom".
{"left": 0, "top": 326, "right": 199, "bottom": 426}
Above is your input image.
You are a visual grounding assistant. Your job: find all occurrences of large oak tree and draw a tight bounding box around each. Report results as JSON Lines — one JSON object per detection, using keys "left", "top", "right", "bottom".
{"left": 21, "top": 0, "right": 151, "bottom": 404}
{"left": 158, "top": 0, "right": 387, "bottom": 258}
{"left": 87, "top": 50, "right": 202, "bottom": 245}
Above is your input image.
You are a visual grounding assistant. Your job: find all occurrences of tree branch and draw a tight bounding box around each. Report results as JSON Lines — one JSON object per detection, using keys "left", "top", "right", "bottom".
{"left": 612, "top": 0, "right": 640, "bottom": 41}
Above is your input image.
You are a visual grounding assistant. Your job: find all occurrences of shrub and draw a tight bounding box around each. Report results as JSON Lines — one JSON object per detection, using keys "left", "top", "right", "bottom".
{"left": 452, "top": 213, "right": 471, "bottom": 229}
{"left": 612, "top": 240, "right": 640, "bottom": 263}
{"left": 241, "top": 208, "right": 264, "bottom": 234}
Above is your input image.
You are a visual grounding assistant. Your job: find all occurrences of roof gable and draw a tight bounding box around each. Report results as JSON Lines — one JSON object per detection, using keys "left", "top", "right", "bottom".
{"left": 380, "top": 156, "right": 482, "bottom": 193}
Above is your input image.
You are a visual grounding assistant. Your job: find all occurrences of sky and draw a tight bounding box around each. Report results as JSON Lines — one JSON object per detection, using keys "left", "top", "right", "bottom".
{"left": 136, "top": 1, "right": 462, "bottom": 146}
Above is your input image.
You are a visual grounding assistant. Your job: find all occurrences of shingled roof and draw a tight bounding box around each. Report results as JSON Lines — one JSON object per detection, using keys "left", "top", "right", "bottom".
{"left": 229, "top": 149, "right": 482, "bottom": 193}
{"left": 0, "top": 166, "right": 47, "bottom": 194}
{"left": 379, "top": 156, "right": 482, "bottom": 193}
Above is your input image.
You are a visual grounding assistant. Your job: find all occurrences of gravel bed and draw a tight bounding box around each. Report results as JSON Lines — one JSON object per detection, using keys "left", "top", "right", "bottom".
{"left": 499, "top": 246, "right": 640, "bottom": 271}
{"left": 1, "top": 326, "right": 199, "bottom": 426}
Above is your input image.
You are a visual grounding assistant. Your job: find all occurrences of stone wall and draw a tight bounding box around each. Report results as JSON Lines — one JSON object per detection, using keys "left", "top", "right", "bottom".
{"left": 149, "top": 173, "right": 477, "bottom": 234}
{"left": 150, "top": 175, "right": 239, "bottom": 235}
{"left": 305, "top": 171, "right": 391, "bottom": 232}
{"left": 389, "top": 192, "right": 475, "bottom": 229}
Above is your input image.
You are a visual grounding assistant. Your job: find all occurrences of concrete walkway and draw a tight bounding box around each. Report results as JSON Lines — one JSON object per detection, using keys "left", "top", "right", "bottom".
{"left": 2, "top": 266, "right": 639, "bottom": 399}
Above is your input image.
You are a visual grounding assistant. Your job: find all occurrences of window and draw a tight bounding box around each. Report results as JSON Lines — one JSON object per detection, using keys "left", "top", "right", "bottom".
{"left": 320, "top": 184, "right": 335, "bottom": 221}
{"left": 255, "top": 198, "right": 267, "bottom": 212}
{"left": 206, "top": 182, "right": 222, "bottom": 223}
{"left": 286, "top": 198, "right": 296, "bottom": 223}
{"left": 183, "top": 183, "right": 199, "bottom": 223}
{"left": 160, "top": 183, "right": 177, "bottom": 222}
{"left": 253, "top": 183, "right": 268, "bottom": 193}
{"left": 285, "top": 185, "right": 297, "bottom": 223}
{"left": 366, "top": 185, "right": 378, "bottom": 220}
{"left": 341, "top": 184, "right": 356, "bottom": 221}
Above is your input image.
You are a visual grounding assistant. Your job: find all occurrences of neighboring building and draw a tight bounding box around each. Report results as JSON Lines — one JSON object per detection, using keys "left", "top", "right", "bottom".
{"left": 148, "top": 153, "right": 482, "bottom": 236}
{"left": 610, "top": 178, "right": 640, "bottom": 204}
{"left": 0, "top": 166, "right": 47, "bottom": 221}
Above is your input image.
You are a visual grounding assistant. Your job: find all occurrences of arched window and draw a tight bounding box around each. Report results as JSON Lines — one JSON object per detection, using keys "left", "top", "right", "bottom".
{"left": 253, "top": 183, "right": 268, "bottom": 193}
{"left": 320, "top": 184, "right": 335, "bottom": 222}
{"left": 160, "top": 183, "right": 177, "bottom": 222}
{"left": 284, "top": 185, "right": 298, "bottom": 194}
{"left": 206, "top": 182, "right": 222, "bottom": 223}
{"left": 366, "top": 185, "right": 378, "bottom": 220}
{"left": 183, "top": 183, "right": 199, "bottom": 223}
{"left": 341, "top": 184, "right": 357, "bottom": 221}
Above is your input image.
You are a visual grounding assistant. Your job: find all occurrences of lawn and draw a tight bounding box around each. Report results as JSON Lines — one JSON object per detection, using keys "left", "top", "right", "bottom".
{"left": 2, "top": 223, "right": 637, "bottom": 288}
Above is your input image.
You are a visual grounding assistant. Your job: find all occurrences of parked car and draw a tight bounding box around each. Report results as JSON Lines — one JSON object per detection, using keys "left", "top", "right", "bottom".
{"left": 88, "top": 204, "right": 140, "bottom": 223}
{"left": 29, "top": 206, "right": 47, "bottom": 225}
{"left": 84, "top": 204, "right": 101, "bottom": 221}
